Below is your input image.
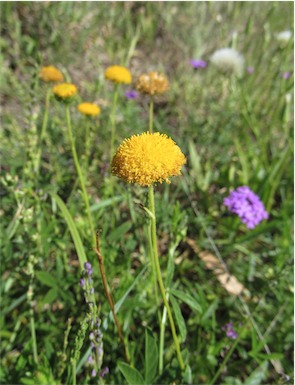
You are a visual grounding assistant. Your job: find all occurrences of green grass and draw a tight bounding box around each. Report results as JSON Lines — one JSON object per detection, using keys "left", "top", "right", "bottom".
{"left": 0, "top": 2, "right": 293, "bottom": 384}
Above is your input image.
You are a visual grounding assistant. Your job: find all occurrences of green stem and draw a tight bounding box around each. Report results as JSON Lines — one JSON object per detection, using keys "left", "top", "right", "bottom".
{"left": 72, "top": 359, "right": 76, "bottom": 385}
{"left": 209, "top": 336, "right": 240, "bottom": 385}
{"left": 110, "top": 84, "right": 119, "bottom": 161}
{"left": 148, "top": 185, "right": 185, "bottom": 371}
{"left": 29, "top": 305, "right": 38, "bottom": 364}
{"left": 159, "top": 299, "right": 167, "bottom": 375}
{"left": 66, "top": 106, "right": 96, "bottom": 246}
{"left": 35, "top": 88, "right": 51, "bottom": 173}
{"left": 84, "top": 120, "right": 91, "bottom": 173}
{"left": 149, "top": 96, "right": 154, "bottom": 133}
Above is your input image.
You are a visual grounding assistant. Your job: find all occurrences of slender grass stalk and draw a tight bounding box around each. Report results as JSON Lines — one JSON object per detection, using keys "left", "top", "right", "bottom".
{"left": 65, "top": 106, "right": 96, "bottom": 246}
{"left": 148, "top": 185, "right": 185, "bottom": 371}
{"left": 110, "top": 84, "right": 119, "bottom": 160}
{"left": 94, "top": 232, "right": 130, "bottom": 363}
{"left": 149, "top": 96, "right": 154, "bottom": 133}
{"left": 84, "top": 119, "right": 91, "bottom": 172}
{"left": 35, "top": 87, "right": 51, "bottom": 173}
{"left": 209, "top": 336, "right": 240, "bottom": 385}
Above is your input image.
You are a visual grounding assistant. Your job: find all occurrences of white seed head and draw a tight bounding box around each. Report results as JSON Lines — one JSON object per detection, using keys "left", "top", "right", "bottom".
{"left": 210, "top": 48, "right": 244, "bottom": 76}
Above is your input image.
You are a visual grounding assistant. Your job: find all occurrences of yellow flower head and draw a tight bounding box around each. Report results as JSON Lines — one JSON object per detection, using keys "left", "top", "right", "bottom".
{"left": 112, "top": 132, "right": 186, "bottom": 186}
{"left": 39, "top": 66, "right": 64, "bottom": 83}
{"left": 77, "top": 102, "right": 101, "bottom": 116}
{"left": 104, "top": 65, "right": 132, "bottom": 84}
{"left": 135, "top": 72, "right": 169, "bottom": 95}
{"left": 53, "top": 83, "right": 78, "bottom": 101}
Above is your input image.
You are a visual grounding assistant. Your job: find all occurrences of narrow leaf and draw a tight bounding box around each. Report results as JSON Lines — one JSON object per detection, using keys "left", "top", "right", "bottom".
{"left": 243, "top": 361, "right": 268, "bottom": 385}
{"left": 144, "top": 330, "right": 158, "bottom": 384}
{"left": 170, "top": 295, "right": 187, "bottom": 342}
{"left": 35, "top": 271, "right": 58, "bottom": 288}
{"left": 170, "top": 289, "right": 202, "bottom": 313}
{"left": 50, "top": 193, "right": 87, "bottom": 269}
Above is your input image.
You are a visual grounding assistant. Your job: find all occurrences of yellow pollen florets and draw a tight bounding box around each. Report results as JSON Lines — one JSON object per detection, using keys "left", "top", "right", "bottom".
{"left": 135, "top": 72, "right": 169, "bottom": 95}
{"left": 105, "top": 65, "right": 132, "bottom": 84}
{"left": 77, "top": 102, "right": 101, "bottom": 116}
{"left": 112, "top": 132, "right": 186, "bottom": 186}
{"left": 53, "top": 83, "right": 78, "bottom": 100}
{"left": 39, "top": 66, "right": 64, "bottom": 83}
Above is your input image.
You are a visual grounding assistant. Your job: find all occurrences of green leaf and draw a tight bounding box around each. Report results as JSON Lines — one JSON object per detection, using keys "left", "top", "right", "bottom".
{"left": 170, "top": 295, "right": 187, "bottom": 342}
{"left": 108, "top": 221, "right": 132, "bottom": 242}
{"left": 50, "top": 192, "right": 87, "bottom": 269}
{"left": 41, "top": 288, "right": 58, "bottom": 305}
{"left": 243, "top": 361, "right": 268, "bottom": 385}
{"left": 118, "top": 362, "right": 144, "bottom": 385}
{"left": 170, "top": 289, "right": 202, "bottom": 313}
{"left": 35, "top": 272, "right": 58, "bottom": 288}
{"left": 144, "top": 330, "right": 158, "bottom": 384}
{"left": 90, "top": 196, "right": 123, "bottom": 211}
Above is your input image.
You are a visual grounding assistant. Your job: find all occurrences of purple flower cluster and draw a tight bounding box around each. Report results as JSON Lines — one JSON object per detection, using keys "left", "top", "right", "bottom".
{"left": 224, "top": 186, "right": 269, "bottom": 229}
{"left": 222, "top": 323, "right": 238, "bottom": 340}
{"left": 190, "top": 59, "right": 207, "bottom": 69}
{"left": 124, "top": 90, "right": 138, "bottom": 99}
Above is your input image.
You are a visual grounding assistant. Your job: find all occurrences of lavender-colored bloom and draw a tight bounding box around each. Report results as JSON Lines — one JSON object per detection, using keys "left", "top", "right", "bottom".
{"left": 87, "top": 355, "right": 93, "bottom": 363}
{"left": 100, "top": 367, "right": 109, "bottom": 378}
{"left": 125, "top": 90, "right": 138, "bottom": 99}
{"left": 247, "top": 66, "right": 254, "bottom": 74}
{"left": 224, "top": 186, "right": 269, "bottom": 229}
{"left": 80, "top": 278, "right": 85, "bottom": 287}
{"left": 84, "top": 261, "right": 92, "bottom": 271}
{"left": 282, "top": 71, "right": 291, "bottom": 79}
{"left": 222, "top": 323, "right": 238, "bottom": 340}
{"left": 190, "top": 59, "right": 207, "bottom": 69}
{"left": 91, "top": 369, "right": 97, "bottom": 377}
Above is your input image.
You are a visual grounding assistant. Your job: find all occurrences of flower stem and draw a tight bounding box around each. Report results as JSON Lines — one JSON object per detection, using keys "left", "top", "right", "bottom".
{"left": 84, "top": 119, "right": 91, "bottom": 173}
{"left": 94, "top": 232, "right": 130, "bottom": 363}
{"left": 35, "top": 87, "right": 51, "bottom": 173}
{"left": 148, "top": 185, "right": 185, "bottom": 371}
{"left": 65, "top": 106, "right": 96, "bottom": 246}
{"left": 149, "top": 96, "right": 154, "bottom": 133}
{"left": 72, "top": 359, "right": 76, "bottom": 385}
{"left": 110, "top": 84, "right": 119, "bottom": 161}
{"left": 159, "top": 299, "right": 167, "bottom": 374}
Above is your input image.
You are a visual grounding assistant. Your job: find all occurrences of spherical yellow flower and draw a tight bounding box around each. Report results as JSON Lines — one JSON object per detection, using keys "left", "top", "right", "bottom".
{"left": 53, "top": 83, "right": 78, "bottom": 100}
{"left": 77, "top": 102, "right": 101, "bottom": 116}
{"left": 39, "top": 66, "right": 64, "bottom": 83}
{"left": 112, "top": 132, "right": 186, "bottom": 186}
{"left": 135, "top": 72, "right": 169, "bottom": 95}
{"left": 104, "top": 65, "right": 132, "bottom": 84}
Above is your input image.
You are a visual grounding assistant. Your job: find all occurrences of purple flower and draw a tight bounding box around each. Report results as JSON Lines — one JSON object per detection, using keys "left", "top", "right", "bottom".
{"left": 100, "top": 367, "right": 109, "bottom": 378}
{"left": 282, "top": 71, "right": 291, "bottom": 79}
{"left": 91, "top": 369, "right": 97, "bottom": 377}
{"left": 190, "top": 59, "right": 207, "bottom": 69}
{"left": 125, "top": 90, "right": 138, "bottom": 99}
{"left": 79, "top": 278, "right": 85, "bottom": 287}
{"left": 247, "top": 66, "right": 254, "bottom": 74}
{"left": 224, "top": 186, "right": 269, "bottom": 229}
{"left": 222, "top": 323, "right": 238, "bottom": 340}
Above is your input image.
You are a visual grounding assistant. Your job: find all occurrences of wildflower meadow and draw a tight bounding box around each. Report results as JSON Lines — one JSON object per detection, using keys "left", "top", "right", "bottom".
{"left": 1, "top": 2, "right": 294, "bottom": 385}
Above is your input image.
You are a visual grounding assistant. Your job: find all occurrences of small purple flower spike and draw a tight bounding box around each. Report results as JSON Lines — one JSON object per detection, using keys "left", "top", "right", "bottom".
{"left": 190, "top": 59, "right": 207, "bottom": 69}
{"left": 80, "top": 278, "right": 85, "bottom": 287}
{"left": 247, "top": 66, "right": 254, "bottom": 74}
{"left": 222, "top": 323, "right": 238, "bottom": 340}
{"left": 125, "top": 90, "right": 138, "bottom": 99}
{"left": 224, "top": 186, "right": 269, "bottom": 229}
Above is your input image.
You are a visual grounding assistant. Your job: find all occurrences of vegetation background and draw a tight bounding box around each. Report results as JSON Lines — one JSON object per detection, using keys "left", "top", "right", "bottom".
{"left": 0, "top": 2, "right": 293, "bottom": 385}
